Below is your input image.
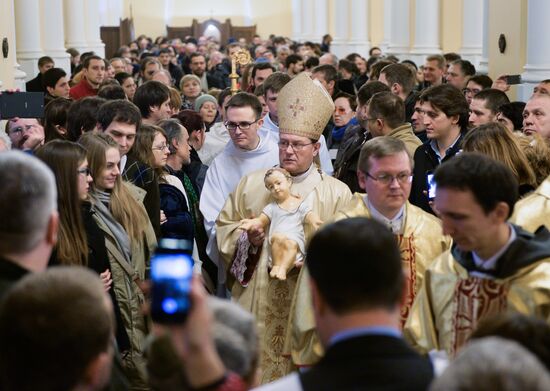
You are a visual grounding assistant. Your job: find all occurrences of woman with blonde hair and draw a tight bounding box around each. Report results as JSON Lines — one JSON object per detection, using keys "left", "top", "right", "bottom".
{"left": 514, "top": 131, "right": 550, "bottom": 187}
{"left": 79, "top": 133, "right": 156, "bottom": 390}
{"left": 36, "top": 139, "right": 133, "bottom": 368}
{"left": 462, "top": 122, "right": 536, "bottom": 196}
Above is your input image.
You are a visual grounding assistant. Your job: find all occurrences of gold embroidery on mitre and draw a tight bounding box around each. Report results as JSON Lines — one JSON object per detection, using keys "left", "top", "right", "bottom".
{"left": 277, "top": 73, "right": 334, "bottom": 140}
{"left": 289, "top": 98, "right": 305, "bottom": 118}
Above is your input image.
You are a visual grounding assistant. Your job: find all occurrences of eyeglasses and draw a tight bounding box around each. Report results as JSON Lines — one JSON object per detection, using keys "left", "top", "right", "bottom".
{"left": 366, "top": 172, "right": 412, "bottom": 185}
{"left": 152, "top": 144, "right": 169, "bottom": 151}
{"left": 363, "top": 116, "right": 379, "bottom": 122}
{"left": 77, "top": 167, "right": 91, "bottom": 176}
{"left": 224, "top": 119, "right": 260, "bottom": 131}
{"left": 8, "top": 124, "right": 38, "bottom": 135}
{"left": 278, "top": 141, "right": 315, "bottom": 151}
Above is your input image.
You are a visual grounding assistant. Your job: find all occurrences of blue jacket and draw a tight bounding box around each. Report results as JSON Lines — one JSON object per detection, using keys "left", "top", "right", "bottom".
{"left": 159, "top": 182, "right": 194, "bottom": 241}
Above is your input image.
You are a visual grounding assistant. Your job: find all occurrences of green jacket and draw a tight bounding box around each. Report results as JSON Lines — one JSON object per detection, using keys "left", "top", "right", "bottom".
{"left": 92, "top": 182, "right": 157, "bottom": 391}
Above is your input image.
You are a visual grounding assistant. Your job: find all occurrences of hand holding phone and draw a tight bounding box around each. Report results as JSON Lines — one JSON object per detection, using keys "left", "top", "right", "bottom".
{"left": 21, "top": 123, "right": 45, "bottom": 150}
{"left": 153, "top": 275, "right": 227, "bottom": 387}
{"left": 151, "top": 238, "right": 194, "bottom": 324}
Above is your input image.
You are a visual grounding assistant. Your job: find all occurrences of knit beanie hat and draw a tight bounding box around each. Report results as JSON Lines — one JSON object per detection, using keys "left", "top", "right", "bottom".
{"left": 194, "top": 94, "right": 218, "bottom": 112}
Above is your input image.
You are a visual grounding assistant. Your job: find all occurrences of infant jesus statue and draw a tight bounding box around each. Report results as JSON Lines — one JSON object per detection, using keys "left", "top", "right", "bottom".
{"left": 239, "top": 168, "right": 322, "bottom": 280}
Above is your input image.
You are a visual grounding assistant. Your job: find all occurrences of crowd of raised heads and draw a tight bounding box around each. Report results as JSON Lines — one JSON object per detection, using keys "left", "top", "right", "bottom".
{"left": 1, "top": 30, "right": 550, "bottom": 391}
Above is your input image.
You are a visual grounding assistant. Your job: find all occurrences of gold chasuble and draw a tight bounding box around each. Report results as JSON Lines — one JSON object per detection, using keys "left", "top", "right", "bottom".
{"left": 404, "top": 225, "right": 550, "bottom": 357}
{"left": 511, "top": 175, "right": 550, "bottom": 232}
{"left": 216, "top": 167, "right": 352, "bottom": 382}
{"left": 216, "top": 73, "right": 352, "bottom": 383}
{"left": 285, "top": 193, "right": 451, "bottom": 366}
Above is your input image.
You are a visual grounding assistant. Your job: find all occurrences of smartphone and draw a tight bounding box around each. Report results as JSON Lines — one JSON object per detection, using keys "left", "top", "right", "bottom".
{"left": 426, "top": 172, "right": 437, "bottom": 201}
{"left": 151, "top": 238, "right": 194, "bottom": 324}
{"left": 0, "top": 92, "right": 44, "bottom": 119}
{"left": 506, "top": 75, "right": 522, "bottom": 85}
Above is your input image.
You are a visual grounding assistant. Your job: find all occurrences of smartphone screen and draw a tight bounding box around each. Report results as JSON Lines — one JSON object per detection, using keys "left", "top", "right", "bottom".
{"left": 151, "top": 251, "right": 194, "bottom": 324}
{"left": 427, "top": 173, "right": 437, "bottom": 200}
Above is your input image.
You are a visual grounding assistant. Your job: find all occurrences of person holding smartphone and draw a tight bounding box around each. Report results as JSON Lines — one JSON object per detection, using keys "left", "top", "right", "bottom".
{"left": 409, "top": 84, "right": 469, "bottom": 214}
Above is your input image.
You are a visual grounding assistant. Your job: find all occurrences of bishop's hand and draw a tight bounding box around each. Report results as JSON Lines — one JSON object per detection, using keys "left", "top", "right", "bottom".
{"left": 247, "top": 225, "right": 265, "bottom": 247}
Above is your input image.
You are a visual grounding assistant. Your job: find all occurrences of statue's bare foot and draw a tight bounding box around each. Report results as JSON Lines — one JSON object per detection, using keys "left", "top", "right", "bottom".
{"left": 275, "top": 268, "right": 288, "bottom": 280}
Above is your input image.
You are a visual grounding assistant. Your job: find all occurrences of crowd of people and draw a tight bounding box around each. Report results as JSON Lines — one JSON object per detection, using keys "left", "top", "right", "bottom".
{"left": 1, "top": 30, "right": 550, "bottom": 391}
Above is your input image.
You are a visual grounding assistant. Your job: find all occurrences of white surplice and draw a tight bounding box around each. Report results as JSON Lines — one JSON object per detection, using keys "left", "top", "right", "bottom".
{"left": 199, "top": 130, "right": 280, "bottom": 287}
{"left": 197, "top": 121, "right": 230, "bottom": 167}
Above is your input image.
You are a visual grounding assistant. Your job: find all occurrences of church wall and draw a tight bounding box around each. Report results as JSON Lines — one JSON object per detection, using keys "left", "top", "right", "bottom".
{"left": 440, "top": 0, "right": 462, "bottom": 53}
{"left": 326, "top": 0, "right": 335, "bottom": 38}
{"left": 369, "top": 0, "right": 384, "bottom": 47}
{"left": 123, "top": 0, "right": 293, "bottom": 40}
{"left": 488, "top": 0, "right": 527, "bottom": 100}
{"left": 0, "top": 0, "right": 18, "bottom": 89}
{"left": 249, "top": 0, "right": 292, "bottom": 40}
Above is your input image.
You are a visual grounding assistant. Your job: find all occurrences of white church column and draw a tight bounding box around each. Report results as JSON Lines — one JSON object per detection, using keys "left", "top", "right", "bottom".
{"left": 459, "top": 0, "right": 483, "bottom": 69}
{"left": 379, "top": 0, "right": 392, "bottom": 53}
{"left": 0, "top": 0, "right": 26, "bottom": 90}
{"left": 40, "top": 0, "right": 71, "bottom": 75}
{"left": 243, "top": 0, "right": 253, "bottom": 26}
{"left": 84, "top": 0, "right": 106, "bottom": 58}
{"left": 386, "top": 0, "right": 410, "bottom": 60}
{"left": 410, "top": 0, "right": 441, "bottom": 66}
{"left": 99, "top": 0, "right": 124, "bottom": 27}
{"left": 519, "top": 0, "right": 550, "bottom": 101}
{"left": 163, "top": 0, "right": 175, "bottom": 27}
{"left": 301, "top": 0, "right": 315, "bottom": 42}
{"left": 64, "top": 0, "right": 89, "bottom": 54}
{"left": 331, "top": 0, "right": 350, "bottom": 59}
{"left": 478, "top": 0, "right": 489, "bottom": 74}
{"left": 313, "top": 0, "right": 329, "bottom": 43}
{"left": 348, "top": 0, "right": 370, "bottom": 56}
{"left": 291, "top": 0, "right": 303, "bottom": 41}
{"left": 14, "top": 0, "right": 44, "bottom": 82}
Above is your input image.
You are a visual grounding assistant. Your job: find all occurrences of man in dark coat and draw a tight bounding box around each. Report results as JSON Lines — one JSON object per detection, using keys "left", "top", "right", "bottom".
{"left": 25, "top": 56, "right": 54, "bottom": 93}
{"left": 0, "top": 151, "right": 57, "bottom": 299}
{"left": 409, "top": 84, "right": 469, "bottom": 214}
